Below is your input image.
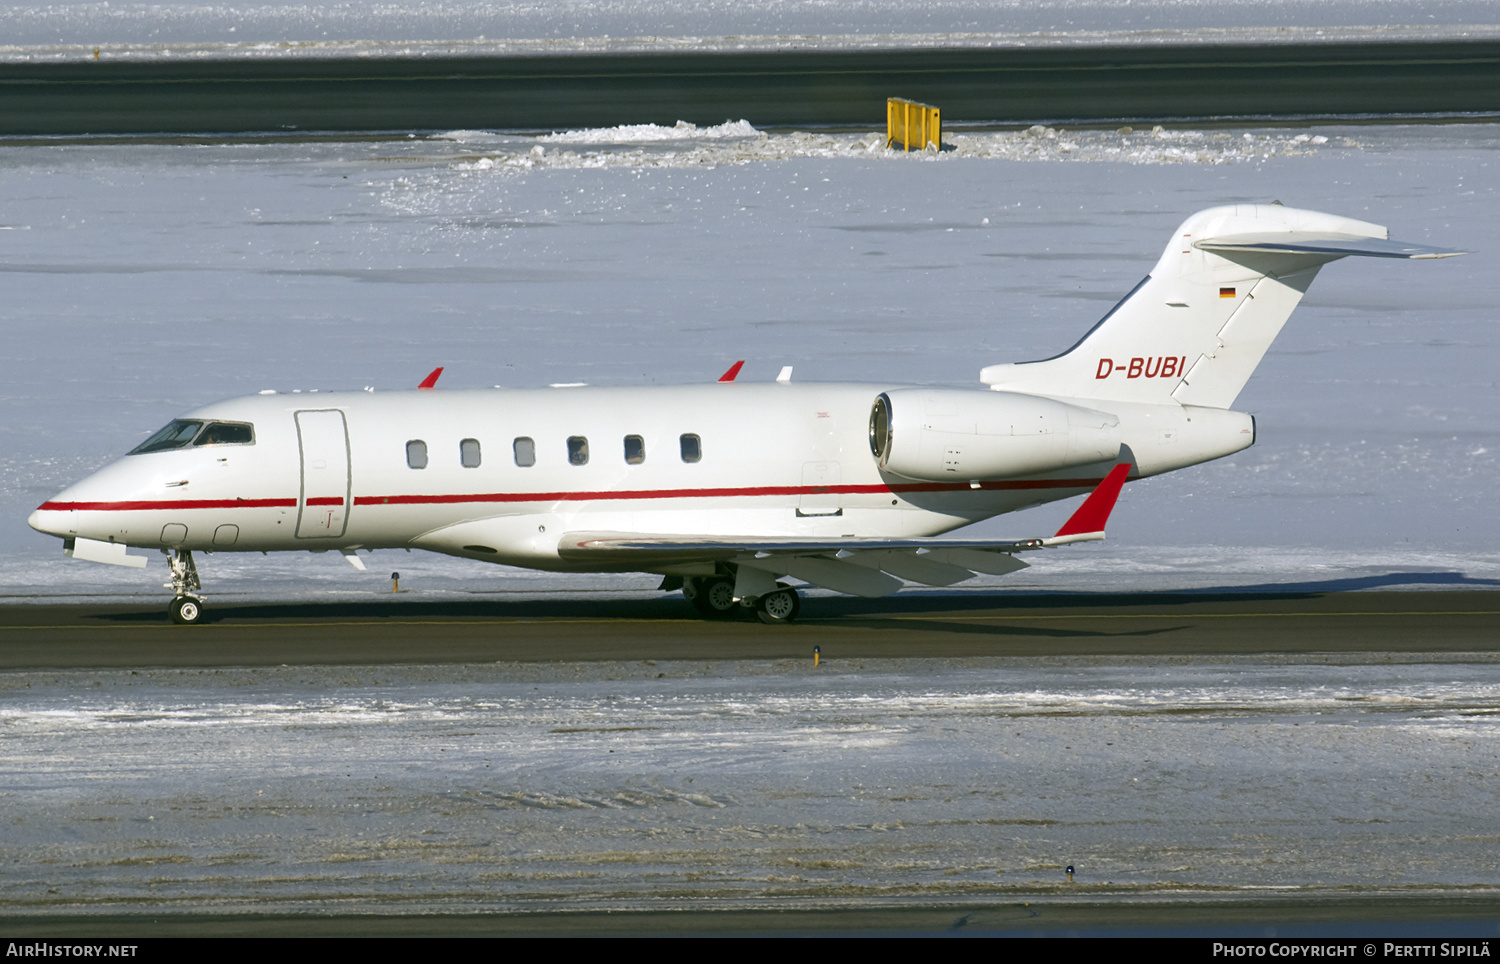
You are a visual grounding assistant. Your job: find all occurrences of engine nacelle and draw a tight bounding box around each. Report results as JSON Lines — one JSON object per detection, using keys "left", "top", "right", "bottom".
{"left": 869, "top": 389, "right": 1121, "bottom": 481}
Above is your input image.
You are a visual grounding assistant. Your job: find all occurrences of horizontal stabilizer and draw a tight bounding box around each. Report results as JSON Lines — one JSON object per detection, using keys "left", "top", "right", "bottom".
{"left": 1197, "top": 234, "right": 1465, "bottom": 260}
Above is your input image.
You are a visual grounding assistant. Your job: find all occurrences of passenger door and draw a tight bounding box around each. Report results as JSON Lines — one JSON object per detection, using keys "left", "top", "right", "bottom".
{"left": 295, "top": 409, "right": 351, "bottom": 539}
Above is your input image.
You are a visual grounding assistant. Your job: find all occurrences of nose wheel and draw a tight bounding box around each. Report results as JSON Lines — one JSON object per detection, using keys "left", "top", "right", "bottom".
{"left": 164, "top": 548, "right": 205, "bottom": 625}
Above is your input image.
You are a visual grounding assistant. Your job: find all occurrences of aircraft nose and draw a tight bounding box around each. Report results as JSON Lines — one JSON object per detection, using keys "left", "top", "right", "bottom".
{"left": 29, "top": 505, "right": 66, "bottom": 538}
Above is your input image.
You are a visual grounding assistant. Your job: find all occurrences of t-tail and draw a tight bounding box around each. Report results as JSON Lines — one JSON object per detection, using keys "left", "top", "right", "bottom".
{"left": 980, "top": 204, "right": 1464, "bottom": 408}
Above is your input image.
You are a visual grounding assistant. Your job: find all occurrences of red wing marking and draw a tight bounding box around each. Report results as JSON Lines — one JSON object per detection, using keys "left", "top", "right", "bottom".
{"left": 418, "top": 367, "right": 444, "bottom": 390}
{"left": 717, "top": 360, "right": 745, "bottom": 383}
{"left": 1053, "top": 463, "right": 1132, "bottom": 538}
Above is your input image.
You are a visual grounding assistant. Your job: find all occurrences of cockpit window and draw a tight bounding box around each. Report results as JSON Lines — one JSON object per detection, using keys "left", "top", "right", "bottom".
{"left": 194, "top": 422, "right": 254, "bottom": 446}
{"left": 128, "top": 419, "right": 254, "bottom": 455}
{"left": 128, "top": 420, "right": 204, "bottom": 455}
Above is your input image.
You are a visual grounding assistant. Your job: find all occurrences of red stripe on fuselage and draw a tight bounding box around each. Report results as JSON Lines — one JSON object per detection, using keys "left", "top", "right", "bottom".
{"left": 37, "top": 498, "right": 297, "bottom": 512}
{"left": 37, "top": 477, "right": 1106, "bottom": 513}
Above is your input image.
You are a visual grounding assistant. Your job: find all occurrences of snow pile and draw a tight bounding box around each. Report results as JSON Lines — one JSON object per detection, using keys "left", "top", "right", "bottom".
{"left": 538, "top": 119, "right": 762, "bottom": 143}
{"left": 453, "top": 123, "right": 1342, "bottom": 172}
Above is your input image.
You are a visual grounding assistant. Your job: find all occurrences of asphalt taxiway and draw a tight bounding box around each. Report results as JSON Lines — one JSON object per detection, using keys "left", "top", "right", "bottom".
{"left": 3, "top": 588, "right": 1497, "bottom": 668}
{"left": 4, "top": 39, "right": 1500, "bottom": 134}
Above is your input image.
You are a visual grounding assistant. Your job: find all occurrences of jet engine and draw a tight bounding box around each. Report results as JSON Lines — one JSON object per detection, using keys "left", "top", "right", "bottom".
{"left": 869, "top": 389, "right": 1121, "bottom": 481}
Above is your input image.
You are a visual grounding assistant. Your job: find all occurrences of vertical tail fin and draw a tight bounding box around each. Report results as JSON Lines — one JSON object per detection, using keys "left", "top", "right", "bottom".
{"left": 980, "top": 204, "right": 1461, "bottom": 409}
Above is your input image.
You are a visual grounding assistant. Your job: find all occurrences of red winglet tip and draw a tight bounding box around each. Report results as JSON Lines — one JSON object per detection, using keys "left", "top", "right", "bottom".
{"left": 418, "top": 366, "right": 444, "bottom": 390}
{"left": 718, "top": 360, "right": 745, "bottom": 383}
{"left": 1053, "top": 463, "right": 1132, "bottom": 538}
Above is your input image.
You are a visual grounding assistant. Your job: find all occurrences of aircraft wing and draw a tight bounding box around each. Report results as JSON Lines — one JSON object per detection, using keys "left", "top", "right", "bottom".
{"left": 559, "top": 463, "right": 1131, "bottom": 597}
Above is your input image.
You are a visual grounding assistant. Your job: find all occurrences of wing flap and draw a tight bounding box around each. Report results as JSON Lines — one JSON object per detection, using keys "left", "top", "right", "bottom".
{"left": 838, "top": 549, "right": 978, "bottom": 587}
{"left": 762, "top": 556, "right": 904, "bottom": 597}
{"left": 920, "top": 547, "right": 1031, "bottom": 577}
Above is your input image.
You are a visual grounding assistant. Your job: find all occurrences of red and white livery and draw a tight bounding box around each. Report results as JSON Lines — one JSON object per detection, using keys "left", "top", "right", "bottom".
{"left": 29, "top": 204, "right": 1462, "bottom": 623}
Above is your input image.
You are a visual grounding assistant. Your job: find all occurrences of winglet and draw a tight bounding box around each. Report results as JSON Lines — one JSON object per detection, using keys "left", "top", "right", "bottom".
{"left": 718, "top": 360, "right": 745, "bottom": 383}
{"left": 418, "top": 367, "right": 443, "bottom": 390}
{"left": 1044, "top": 462, "right": 1132, "bottom": 545}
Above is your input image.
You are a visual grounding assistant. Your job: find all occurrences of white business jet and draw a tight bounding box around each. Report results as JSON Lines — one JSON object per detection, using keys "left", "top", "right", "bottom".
{"left": 29, "top": 204, "right": 1462, "bottom": 624}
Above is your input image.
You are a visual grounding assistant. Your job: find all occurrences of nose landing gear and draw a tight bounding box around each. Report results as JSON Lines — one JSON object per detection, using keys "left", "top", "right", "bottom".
{"left": 164, "top": 548, "right": 204, "bottom": 625}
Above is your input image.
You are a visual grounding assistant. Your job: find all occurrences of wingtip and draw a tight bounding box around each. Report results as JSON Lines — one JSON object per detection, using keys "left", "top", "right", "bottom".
{"left": 1052, "top": 463, "right": 1132, "bottom": 540}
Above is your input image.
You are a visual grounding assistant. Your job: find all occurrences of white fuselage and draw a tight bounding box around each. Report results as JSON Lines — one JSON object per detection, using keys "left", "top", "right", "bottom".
{"left": 30, "top": 382, "right": 1252, "bottom": 573}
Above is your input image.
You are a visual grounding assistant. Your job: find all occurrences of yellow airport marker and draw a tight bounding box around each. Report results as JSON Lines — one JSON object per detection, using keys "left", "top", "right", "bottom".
{"left": 391, "top": 571, "right": 400, "bottom": 593}
{"left": 813, "top": 645, "right": 820, "bottom": 667}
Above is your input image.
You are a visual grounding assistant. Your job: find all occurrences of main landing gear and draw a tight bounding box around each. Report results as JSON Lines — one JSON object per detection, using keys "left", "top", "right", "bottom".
{"left": 681, "top": 572, "right": 801, "bottom": 625}
{"left": 165, "top": 548, "right": 205, "bottom": 625}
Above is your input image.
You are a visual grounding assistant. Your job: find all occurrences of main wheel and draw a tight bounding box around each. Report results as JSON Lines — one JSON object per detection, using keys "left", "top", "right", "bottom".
{"left": 756, "top": 586, "right": 801, "bottom": 625}
{"left": 688, "top": 576, "right": 738, "bottom": 620}
{"left": 170, "top": 596, "right": 204, "bottom": 625}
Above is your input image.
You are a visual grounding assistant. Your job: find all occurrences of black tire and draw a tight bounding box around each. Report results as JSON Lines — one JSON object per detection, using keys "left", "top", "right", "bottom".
{"left": 756, "top": 586, "right": 801, "bottom": 625}
{"left": 688, "top": 576, "right": 738, "bottom": 619}
{"left": 170, "top": 596, "right": 204, "bottom": 625}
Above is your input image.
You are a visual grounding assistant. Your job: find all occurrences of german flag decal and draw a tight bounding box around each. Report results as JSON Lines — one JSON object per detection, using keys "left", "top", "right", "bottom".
{"left": 1220, "top": 286, "right": 1236, "bottom": 298}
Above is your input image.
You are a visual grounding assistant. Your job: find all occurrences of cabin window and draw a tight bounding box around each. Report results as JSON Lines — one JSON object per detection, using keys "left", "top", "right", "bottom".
{"left": 460, "top": 438, "right": 481, "bottom": 468}
{"left": 567, "top": 436, "right": 589, "bottom": 466}
{"left": 406, "top": 440, "right": 428, "bottom": 469}
{"left": 193, "top": 421, "right": 255, "bottom": 447}
{"left": 513, "top": 437, "right": 535, "bottom": 467}
{"left": 680, "top": 433, "right": 702, "bottom": 463}
{"left": 128, "top": 420, "right": 204, "bottom": 455}
{"left": 624, "top": 435, "right": 645, "bottom": 464}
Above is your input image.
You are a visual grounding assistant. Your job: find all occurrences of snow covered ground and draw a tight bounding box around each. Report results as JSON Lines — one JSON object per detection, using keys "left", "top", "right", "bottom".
{"left": 3, "top": 655, "right": 1498, "bottom": 912}
{"left": 3, "top": 119, "right": 1497, "bottom": 603}
{"left": 0, "top": 0, "right": 1497, "bottom": 51}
